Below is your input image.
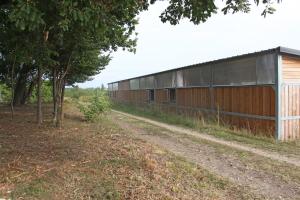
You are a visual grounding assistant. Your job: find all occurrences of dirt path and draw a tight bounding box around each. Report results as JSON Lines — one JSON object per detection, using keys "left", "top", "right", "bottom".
{"left": 113, "top": 110, "right": 300, "bottom": 167}
{"left": 111, "top": 111, "right": 300, "bottom": 200}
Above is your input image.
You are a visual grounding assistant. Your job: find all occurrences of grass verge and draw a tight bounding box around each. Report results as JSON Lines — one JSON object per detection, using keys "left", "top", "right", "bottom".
{"left": 117, "top": 114, "right": 300, "bottom": 185}
{"left": 112, "top": 103, "right": 300, "bottom": 157}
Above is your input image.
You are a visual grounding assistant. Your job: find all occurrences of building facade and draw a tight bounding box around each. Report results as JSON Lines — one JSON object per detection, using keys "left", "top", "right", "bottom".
{"left": 108, "top": 47, "right": 300, "bottom": 140}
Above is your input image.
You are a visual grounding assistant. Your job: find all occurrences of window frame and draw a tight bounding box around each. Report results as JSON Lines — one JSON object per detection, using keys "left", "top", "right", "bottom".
{"left": 168, "top": 88, "right": 176, "bottom": 103}
{"left": 148, "top": 89, "right": 155, "bottom": 103}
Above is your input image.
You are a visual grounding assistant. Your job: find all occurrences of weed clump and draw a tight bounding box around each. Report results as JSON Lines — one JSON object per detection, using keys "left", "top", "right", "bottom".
{"left": 79, "top": 90, "right": 111, "bottom": 121}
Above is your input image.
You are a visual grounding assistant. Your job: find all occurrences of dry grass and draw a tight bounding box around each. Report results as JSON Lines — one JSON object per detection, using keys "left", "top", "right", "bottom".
{"left": 0, "top": 104, "right": 258, "bottom": 199}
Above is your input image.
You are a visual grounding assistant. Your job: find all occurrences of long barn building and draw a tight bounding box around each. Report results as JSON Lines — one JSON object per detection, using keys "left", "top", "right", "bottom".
{"left": 108, "top": 47, "right": 300, "bottom": 141}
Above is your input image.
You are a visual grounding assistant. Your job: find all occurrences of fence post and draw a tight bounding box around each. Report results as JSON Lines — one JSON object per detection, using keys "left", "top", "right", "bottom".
{"left": 275, "top": 54, "right": 282, "bottom": 141}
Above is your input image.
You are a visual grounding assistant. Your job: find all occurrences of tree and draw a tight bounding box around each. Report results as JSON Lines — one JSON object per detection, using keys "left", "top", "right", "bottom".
{"left": 0, "top": 2, "right": 54, "bottom": 124}
{"left": 0, "top": 0, "right": 282, "bottom": 126}
{"left": 42, "top": 0, "right": 145, "bottom": 127}
{"left": 151, "top": 0, "right": 282, "bottom": 25}
{"left": 1, "top": 0, "right": 145, "bottom": 126}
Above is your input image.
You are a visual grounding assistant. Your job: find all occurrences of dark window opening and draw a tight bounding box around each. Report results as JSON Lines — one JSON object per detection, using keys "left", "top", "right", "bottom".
{"left": 149, "top": 89, "right": 155, "bottom": 102}
{"left": 168, "top": 89, "right": 176, "bottom": 103}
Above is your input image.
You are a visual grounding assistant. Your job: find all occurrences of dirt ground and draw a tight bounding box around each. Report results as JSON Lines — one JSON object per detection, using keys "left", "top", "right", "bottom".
{"left": 0, "top": 104, "right": 263, "bottom": 200}
{"left": 113, "top": 110, "right": 300, "bottom": 167}
{"left": 111, "top": 111, "right": 300, "bottom": 200}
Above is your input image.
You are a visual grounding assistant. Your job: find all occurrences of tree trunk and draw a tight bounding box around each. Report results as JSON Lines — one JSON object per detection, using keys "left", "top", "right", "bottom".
{"left": 37, "top": 66, "right": 42, "bottom": 125}
{"left": 21, "top": 77, "right": 36, "bottom": 105}
{"left": 13, "top": 79, "right": 27, "bottom": 106}
{"left": 10, "top": 65, "right": 14, "bottom": 120}
{"left": 54, "top": 78, "right": 62, "bottom": 128}
{"left": 59, "top": 80, "right": 65, "bottom": 128}
{"left": 52, "top": 68, "right": 58, "bottom": 126}
{"left": 55, "top": 88, "right": 61, "bottom": 128}
{"left": 52, "top": 69, "right": 57, "bottom": 112}
{"left": 10, "top": 49, "right": 17, "bottom": 120}
{"left": 53, "top": 52, "right": 72, "bottom": 128}
{"left": 13, "top": 65, "right": 31, "bottom": 106}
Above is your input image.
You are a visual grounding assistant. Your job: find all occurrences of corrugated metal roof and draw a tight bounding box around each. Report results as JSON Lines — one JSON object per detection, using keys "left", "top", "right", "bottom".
{"left": 108, "top": 46, "right": 300, "bottom": 84}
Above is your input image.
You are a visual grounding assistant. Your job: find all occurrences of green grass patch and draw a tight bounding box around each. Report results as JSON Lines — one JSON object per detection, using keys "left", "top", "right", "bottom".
{"left": 112, "top": 103, "right": 300, "bottom": 157}
{"left": 78, "top": 177, "right": 121, "bottom": 200}
{"left": 11, "top": 178, "right": 50, "bottom": 199}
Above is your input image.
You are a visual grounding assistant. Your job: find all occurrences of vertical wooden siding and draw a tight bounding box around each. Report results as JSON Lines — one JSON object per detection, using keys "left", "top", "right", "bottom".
{"left": 281, "top": 84, "right": 300, "bottom": 139}
{"left": 177, "top": 88, "right": 210, "bottom": 108}
{"left": 111, "top": 86, "right": 276, "bottom": 137}
{"left": 114, "top": 90, "right": 147, "bottom": 105}
{"left": 222, "top": 116, "right": 275, "bottom": 136}
{"left": 175, "top": 87, "right": 275, "bottom": 135}
{"left": 214, "top": 86, "right": 275, "bottom": 117}
{"left": 282, "top": 56, "right": 300, "bottom": 83}
{"left": 129, "top": 90, "right": 148, "bottom": 105}
{"left": 214, "top": 86, "right": 275, "bottom": 135}
{"left": 280, "top": 56, "right": 300, "bottom": 140}
{"left": 155, "top": 89, "right": 168, "bottom": 103}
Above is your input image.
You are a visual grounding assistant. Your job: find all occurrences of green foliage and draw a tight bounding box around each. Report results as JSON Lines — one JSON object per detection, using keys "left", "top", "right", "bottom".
{"left": 0, "top": 83, "right": 11, "bottom": 103}
{"left": 1, "top": 0, "right": 147, "bottom": 100}
{"left": 8, "top": 0, "right": 45, "bottom": 31}
{"left": 0, "top": 0, "right": 282, "bottom": 110}
{"left": 221, "top": 0, "right": 282, "bottom": 17}
{"left": 79, "top": 90, "right": 111, "bottom": 121}
{"left": 65, "top": 87, "right": 100, "bottom": 100}
{"left": 150, "top": 0, "right": 281, "bottom": 25}
{"left": 29, "top": 81, "right": 52, "bottom": 103}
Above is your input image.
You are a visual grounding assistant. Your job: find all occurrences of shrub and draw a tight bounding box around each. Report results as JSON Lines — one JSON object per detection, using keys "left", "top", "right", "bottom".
{"left": 79, "top": 90, "right": 111, "bottom": 121}
{"left": 0, "top": 84, "right": 12, "bottom": 103}
{"left": 79, "top": 95, "right": 92, "bottom": 103}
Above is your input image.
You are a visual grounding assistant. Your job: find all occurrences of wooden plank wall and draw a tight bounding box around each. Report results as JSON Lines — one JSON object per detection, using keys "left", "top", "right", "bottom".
{"left": 176, "top": 86, "right": 275, "bottom": 136}
{"left": 214, "top": 86, "right": 275, "bottom": 136}
{"left": 282, "top": 56, "right": 300, "bottom": 83}
{"left": 223, "top": 116, "right": 274, "bottom": 136}
{"left": 281, "top": 56, "right": 300, "bottom": 140}
{"left": 177, "top": 88, "right": 210, "bottom": 109}
{"left": 155, "top": 89, "right": 168, "bottom": 104}
{"left": 113, "top": 90, "right": 147, "bottom": 105}
{"left": 116, "top": 90, "right": 129, "bottom": 103}
{"left": 213, "top": 86, "right": 275, "bottom": 117}
{"left": 111, "top": 86, "right": 276, "bottom": 137}
{"left": 129, "top": 90, "right": 147, "bottom": 105}
{"left": 281, "top": 85, "right": 300, "bottom": 140}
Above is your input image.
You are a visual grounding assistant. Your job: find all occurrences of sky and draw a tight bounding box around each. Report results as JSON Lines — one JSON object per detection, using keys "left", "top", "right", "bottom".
{"left": 78, "top": 0, "right": 300, "bottom": 88}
